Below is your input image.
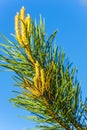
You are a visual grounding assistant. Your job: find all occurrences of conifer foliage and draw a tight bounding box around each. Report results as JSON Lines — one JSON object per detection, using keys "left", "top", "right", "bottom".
{"left": 0, "top": 7, "right": 87, "bottom": 130}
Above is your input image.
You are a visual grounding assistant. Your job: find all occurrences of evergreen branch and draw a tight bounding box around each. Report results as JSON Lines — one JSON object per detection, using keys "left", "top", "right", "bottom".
{"left": 0, "top": 7, "right": 87, "bottom": 130}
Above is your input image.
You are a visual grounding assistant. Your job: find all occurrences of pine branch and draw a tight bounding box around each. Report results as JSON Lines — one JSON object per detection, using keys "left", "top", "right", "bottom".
{"left": 0, "top": 7, "right": 87, "bottom": 130}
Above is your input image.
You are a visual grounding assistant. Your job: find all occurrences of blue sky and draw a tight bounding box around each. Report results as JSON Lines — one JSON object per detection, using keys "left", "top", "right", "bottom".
{"left": 0, "top": 0, "right": 87, "bottom": 130}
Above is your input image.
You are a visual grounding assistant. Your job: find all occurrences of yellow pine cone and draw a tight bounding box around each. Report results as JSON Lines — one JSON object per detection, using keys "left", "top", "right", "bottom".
{"left": 35, "top": 61, "right": 40, "bottom": 78}
{"left": 33, "top": 76, "right": 41, "bottom": 97}
{"left": 33, "top": 76, "right": 37, "bottom": 88}
{"left": 25, "top": 14, "right": 30, "bottom": 25}
{"left": 25, "top": 14, "right": 31, "bottom": 35}
{"left": 33, "top": 61, "right": 41, "bottom": 94}
{"left": 40, "top": 69, "right": 45, "bottom": 94}
{"left": 20, "top": 6, "right": 25, "bottom": 35}
{"left": 20, "top": 7, "right": 28, "bottom": 45}
{"left": 33, "top": 73, "right": 40, "bottom": 89}
{"left": 15, "top": 13, "right": 23, "bottom": 46}
{"left": 20, "top": 6, "right": 25, "bottom": 20}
